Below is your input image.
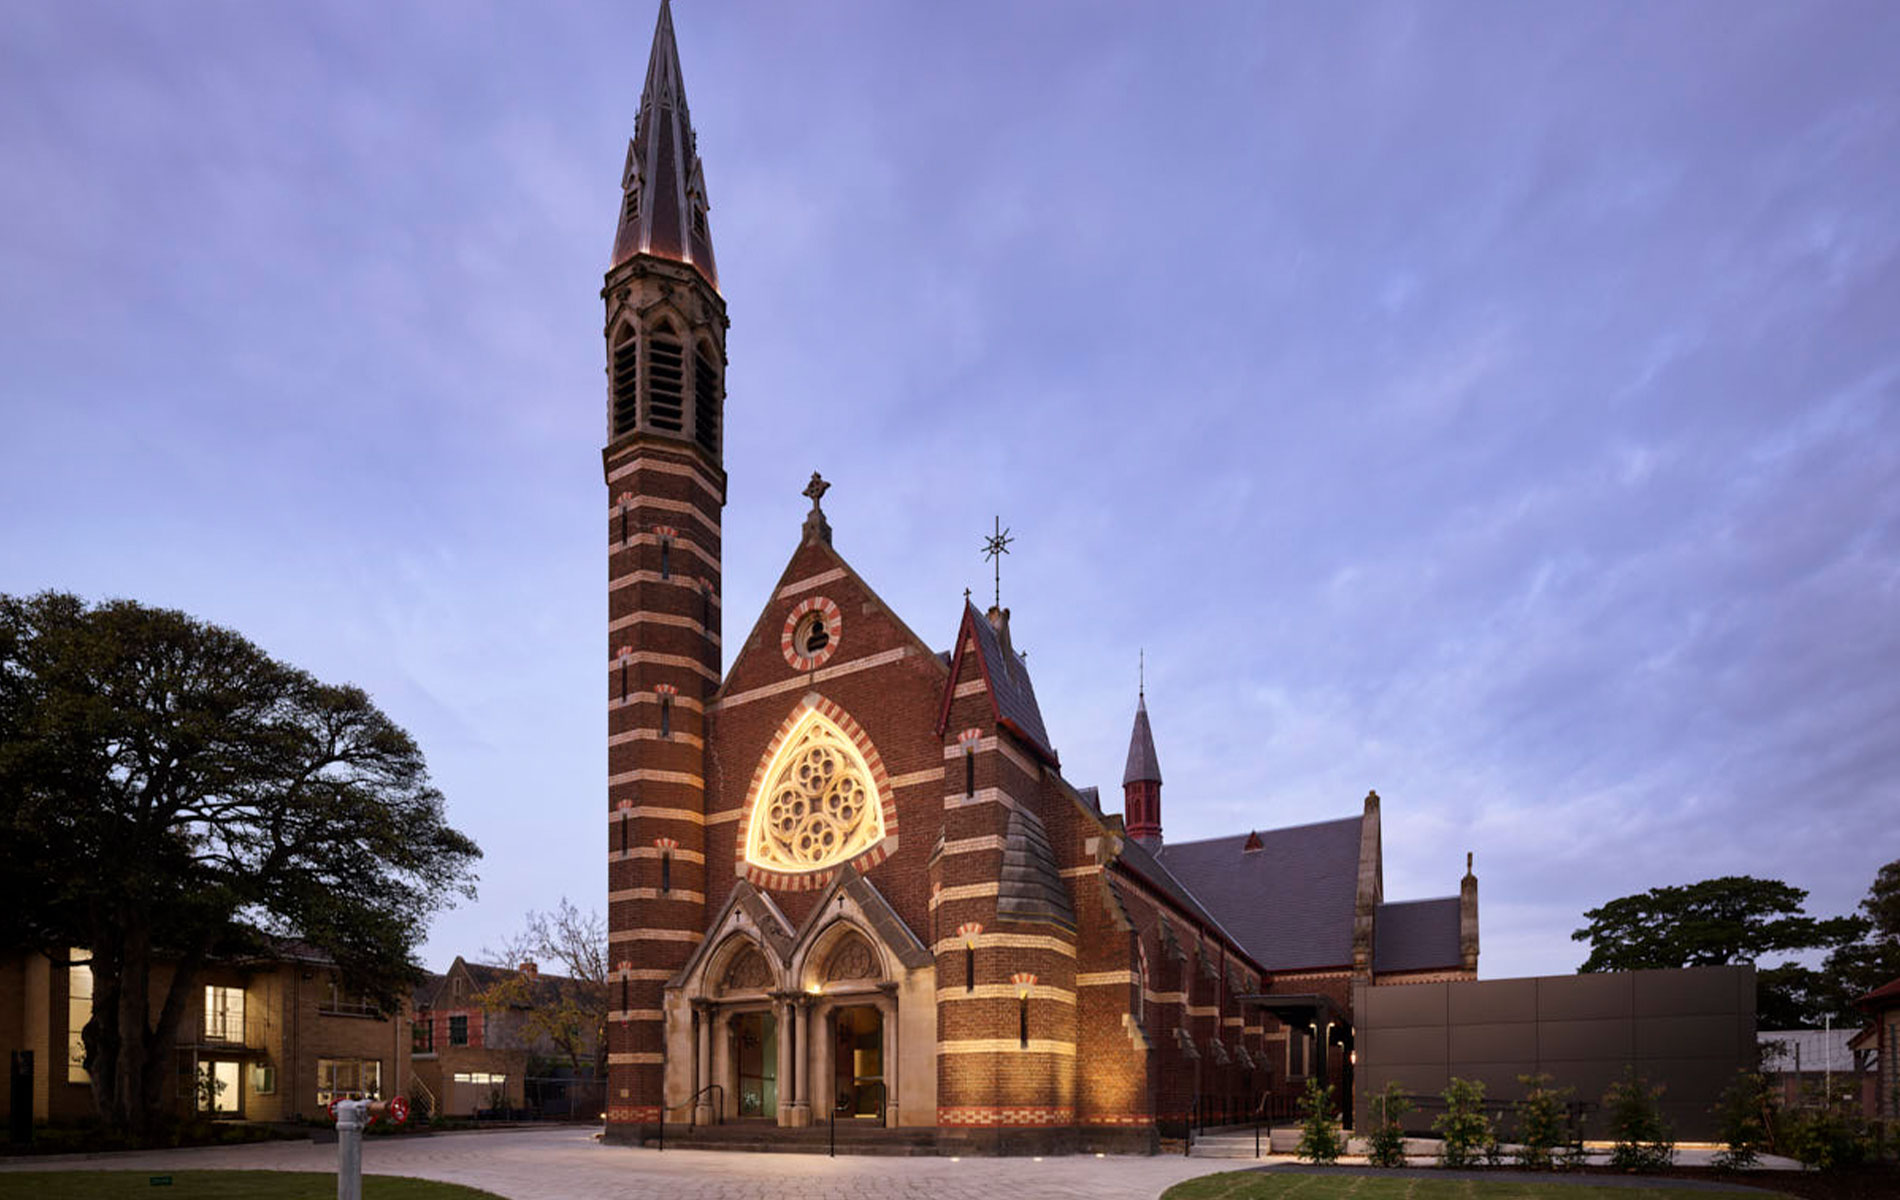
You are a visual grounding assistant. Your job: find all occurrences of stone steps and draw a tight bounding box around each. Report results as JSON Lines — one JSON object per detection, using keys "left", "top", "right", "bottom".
{"left": 643, "top": 1122, "right": 940, "bottom": 1156}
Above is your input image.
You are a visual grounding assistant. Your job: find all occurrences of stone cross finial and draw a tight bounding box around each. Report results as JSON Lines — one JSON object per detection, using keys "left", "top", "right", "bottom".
{"left": 803, "top": 472, "right": 830, "bottom": 510}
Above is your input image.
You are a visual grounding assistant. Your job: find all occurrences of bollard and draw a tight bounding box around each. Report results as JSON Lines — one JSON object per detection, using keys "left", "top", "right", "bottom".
{"left": 332, "top": 1095, "right": 408, "bottom": 1200}
{"left": 335, "top": 1099, "right": 366, "bottom": 1200}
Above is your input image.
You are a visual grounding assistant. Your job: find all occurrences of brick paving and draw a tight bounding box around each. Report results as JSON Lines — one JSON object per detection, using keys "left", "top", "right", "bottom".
{"left": 0, "top": 1126, "right": 1233, "bottom": 1200}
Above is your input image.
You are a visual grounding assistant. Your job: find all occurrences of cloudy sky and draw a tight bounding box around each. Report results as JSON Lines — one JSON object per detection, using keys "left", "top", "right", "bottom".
{"left": 4, "top": 1, "right": 1896, "bottom": 980}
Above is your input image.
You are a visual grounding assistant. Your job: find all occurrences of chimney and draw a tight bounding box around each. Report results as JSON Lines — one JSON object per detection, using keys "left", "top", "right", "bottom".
{"left": 518, "top": 960, "right": 538, "bottom": 977}
{"left": 1460, "top": 852, "right": 1480, "bottom": 973}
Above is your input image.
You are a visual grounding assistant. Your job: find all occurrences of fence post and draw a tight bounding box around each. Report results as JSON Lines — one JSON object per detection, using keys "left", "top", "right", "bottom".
{"left": 335, "top": 1099, "right": 366, "bottom": 1200}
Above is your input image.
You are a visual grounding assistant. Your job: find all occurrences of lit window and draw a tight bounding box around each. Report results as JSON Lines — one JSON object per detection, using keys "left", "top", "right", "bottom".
{"left": 204, "top": 985, "right": 246, "bottom": 1043}
{"left": 67, "top": 949, "right": 92, "bottom": 1083}
{"left": 316, "top": 1058, "right": 381, "bottom": 1107}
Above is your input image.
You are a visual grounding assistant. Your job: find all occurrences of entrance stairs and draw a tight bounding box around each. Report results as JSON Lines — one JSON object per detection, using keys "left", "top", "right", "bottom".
{"left": 642, "top": 1121, "right": 940, "bottom": 1156}
{"left": 1187, "top": 1124, "right": 1288, "bottom": 1159}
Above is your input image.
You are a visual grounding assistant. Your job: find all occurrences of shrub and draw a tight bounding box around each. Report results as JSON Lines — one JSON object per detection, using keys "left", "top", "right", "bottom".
{"left": 1295, "top": 1078, "right": 1344, "bottom": 1164}
{"left": 1781, "top": 1082, "right": 1873, "bottom": 1171}
{"left": 1604, "top": 1066, "right": 1674, "bottom": 1171}
{"left": 1710, "top": 1069, "right": 1776, "bottom": 1170}
{"left": 1513, "top": 1072, "right": 1574, "bottom": 1170}
{"left": 1433, "top": 1076, "right": 1493, "bottom": 1168}
{"left": 1363, "top": 1081, "right": 1411, "bottom": 1168}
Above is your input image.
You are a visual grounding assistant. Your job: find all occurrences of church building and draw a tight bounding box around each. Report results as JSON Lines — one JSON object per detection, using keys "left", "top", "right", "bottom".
{"left": 602, "top": 3, "right": 1477, "bottom": 1154}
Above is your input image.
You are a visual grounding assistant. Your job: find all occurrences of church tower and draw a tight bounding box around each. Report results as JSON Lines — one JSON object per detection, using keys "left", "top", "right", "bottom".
{"left": 603, "top": 0, "right": 725, "bottom": 1137}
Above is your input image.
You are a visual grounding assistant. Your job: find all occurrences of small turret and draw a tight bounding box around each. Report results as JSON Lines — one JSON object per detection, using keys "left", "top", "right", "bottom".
{"left": 1122, "top": 687, "right": 1163, "bottom": 843}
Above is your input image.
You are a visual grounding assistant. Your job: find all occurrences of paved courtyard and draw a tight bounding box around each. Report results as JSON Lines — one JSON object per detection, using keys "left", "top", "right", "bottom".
{"left": 0, "top": 1126, "right": 1235, "bottom": 1200}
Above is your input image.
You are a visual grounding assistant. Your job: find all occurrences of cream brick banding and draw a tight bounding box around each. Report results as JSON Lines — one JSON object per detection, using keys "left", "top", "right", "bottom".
{"left": 943, "top": 786, "right": 1018, "bottom": 812}
{"left": 606, "top": 769, "right": 705, "bottom": 788}
{"left": 607, "top": 929, "right": 705, "bottom": 944}
{"left": 711, "top": 646, "right": 913, "bottom": 711}
{"left": 608, "top": 888, "right": 707, "bottom": 903}
{"left": 606, "top": 1052, "right": 665, "bottom": 1065}
{"left": 609, "top": 729, "right": 706, "bottom": 749}
{"left": 930, "top": 882, "right": 1001, "bottom": 906}
{"left": 609, "top": 570, "right": 717, "bottom": 599}
{"left": 939, "top": 1039, "right": 1076, "bottom": 1057}
{"left": 941, "top": 834, "right": 1006, "bottom": 856}
{"left": 1075, "top": 970, "right": 1135, "bottom": 987}
{"left": 886, "top": 767, "right": 944, "bottom": 790}
{"left": 608, "top": 610, "right": 720, "bottom": 641}
{"left": 618, "top": 530, "right": 721, "bottom": 573}
{"left": 1058, "top": 865, "right": 1102, "bottom": 878}
{"left": 610, "top": 692, "right": 707, "bottom": 714}
{"left": 607, "top": 805, "right": 705, "bottom": 825}
{"left": 609, "top": 1009, "right": 666, "bottom": 1022}
{"left": 952, "top": 679, "right": 987, "bottom": 699}
{"left": 609, "top": 493, "right": 723, "bottom": 535}
{"left": 995, "top": 739, "right": 1041, "bottom": 780}
{"left": 940, "top": 984, "right": 1075, "bottom": 1005}
{"left": 602, "top": 647, "right": 721, "bottom": 683}
{"left": 606, "top": 455, "right": 724, "bottom": 501}
{"left": 705, "top": 808, "right": 743, "bottom": 825}
{"left": 941, "top": 735, "right": 996, "bottom": 758}
{"left": 612, "top": 845, "right": 706, "bottom": 863}
{"left": 932, "top": 933, "right": 1075, "bottom": 958}
{"left": 775, "top": 567, "right": 847, "bottom": 599}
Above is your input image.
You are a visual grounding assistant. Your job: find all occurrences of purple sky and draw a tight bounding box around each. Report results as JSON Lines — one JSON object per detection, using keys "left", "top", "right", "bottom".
{"left": 4, "top": 2, "right": 1897, "bottom": 981}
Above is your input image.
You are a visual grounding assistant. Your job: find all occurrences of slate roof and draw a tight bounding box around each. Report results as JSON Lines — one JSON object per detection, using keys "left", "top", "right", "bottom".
{"left": 1123, "top": 697, "right": 1162, "bottom": 785}
{"left": 1371, "top": 897, "right": 1463, "bottom": 973}
{"left": 996, "top": 803, "right": 1075, "bottom": 931}
{"left": 1116, "top": 830, "right": 1227, "bottom": 938}
{"left": 1156, "top": 816, "right": 1364, "bottom": 972}
{"left": 961, "top": 602, "right": 1057, "bottom": 764}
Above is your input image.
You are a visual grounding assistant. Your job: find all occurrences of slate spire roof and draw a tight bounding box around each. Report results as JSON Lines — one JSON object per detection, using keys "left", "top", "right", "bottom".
{"left": 612, "top": 0, "right": 719, "bottom": 289}
{"left": 1123, "top": 694, "right": 1162, "bottom": 786}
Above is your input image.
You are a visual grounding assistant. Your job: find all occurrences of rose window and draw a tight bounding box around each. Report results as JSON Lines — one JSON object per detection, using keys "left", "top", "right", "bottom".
{"left": 744, "top": 707, "right": 885, "bottom": 875}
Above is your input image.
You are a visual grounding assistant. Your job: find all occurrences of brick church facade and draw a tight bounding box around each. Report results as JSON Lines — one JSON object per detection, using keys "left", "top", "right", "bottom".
{"left": 602, "top": 3, "right": 1478, "bottom": 1154}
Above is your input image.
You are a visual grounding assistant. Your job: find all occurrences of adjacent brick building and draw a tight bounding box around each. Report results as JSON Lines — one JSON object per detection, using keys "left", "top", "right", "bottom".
{"left": 411, "top": 956, "right": 604, "bottom": 1117}
{"left": 603, "top": 1, "right": 1477, "bottom": 1154}
{"left": 1, "top": 941, "right": 411, "bottom": 1127}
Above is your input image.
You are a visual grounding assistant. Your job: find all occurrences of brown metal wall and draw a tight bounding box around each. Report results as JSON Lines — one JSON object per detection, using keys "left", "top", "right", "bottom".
{"left": 1353, "top": 965, "right": 1755, "bottom": 1141}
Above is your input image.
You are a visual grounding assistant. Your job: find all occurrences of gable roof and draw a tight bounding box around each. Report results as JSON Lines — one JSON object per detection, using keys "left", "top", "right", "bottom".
{"left": 1157, "top": 816, "right": 1364, "bottom": 972}
{"left": 1372, "top": 897, "right": 1463, "bottom": 973}
{"left": 939, "top": 602, "right": 1057, "bottom": 765}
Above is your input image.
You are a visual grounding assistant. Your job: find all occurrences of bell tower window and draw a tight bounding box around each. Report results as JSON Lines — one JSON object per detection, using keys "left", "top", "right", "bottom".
{"left": 693, "top": 344, "right": 720, "bottom": 455}
{"left": 610, "top": 327, "right": 639, "bottom": 438}
{"left": 646, "top": 321, "right": 685, "bottom": 432}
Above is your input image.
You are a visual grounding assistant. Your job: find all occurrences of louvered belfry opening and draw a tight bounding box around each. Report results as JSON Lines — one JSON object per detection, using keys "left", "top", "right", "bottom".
{"left": 646, "top": 322, "right": 685, "bottom": 432}
{"left": 692, "top": 344, "right": 719, "bottom": 453}
{"left": 611, "top": 330, "right": 640, "bottom": 438}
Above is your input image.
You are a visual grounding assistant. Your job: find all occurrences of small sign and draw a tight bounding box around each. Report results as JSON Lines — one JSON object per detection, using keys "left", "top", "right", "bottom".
{"left": 149, "top": 1177, "right": 173, "bottom": 1187}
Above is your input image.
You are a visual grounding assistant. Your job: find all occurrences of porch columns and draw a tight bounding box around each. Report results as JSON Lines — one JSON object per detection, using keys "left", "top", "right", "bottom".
{"left": 693, "top": 1001, "right": 715, "bottom": 1125}
{"left": 877, "top": 982, "right": 900, "bottom": 1128}
{"left": 773, "top": 993, "right": 796, "bottom": 1126}
{"left": 791, "top": 995, "right": 813, "bottom": 1126}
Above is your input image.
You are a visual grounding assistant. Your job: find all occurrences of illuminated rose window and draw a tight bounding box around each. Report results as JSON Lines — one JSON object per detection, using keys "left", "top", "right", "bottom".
{"left": 744, "top": 706, "right": 885, "bottom": 875}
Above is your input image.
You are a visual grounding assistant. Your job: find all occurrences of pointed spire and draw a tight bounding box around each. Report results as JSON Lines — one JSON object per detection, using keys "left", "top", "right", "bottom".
{"left": 1122, "top": 693, "right": 1162, "bottom": 787}
{"left": 612, "top": 0, "right": 719, "bottom": 289}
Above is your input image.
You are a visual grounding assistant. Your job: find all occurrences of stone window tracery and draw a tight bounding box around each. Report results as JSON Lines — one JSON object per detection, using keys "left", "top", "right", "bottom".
{"left": 742, "top": 707, "right": 885, "bottom": 875}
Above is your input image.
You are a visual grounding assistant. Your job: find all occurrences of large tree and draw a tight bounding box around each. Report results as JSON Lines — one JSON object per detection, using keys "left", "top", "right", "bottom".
{"left": 478, "top": 898, "right": 608, "bottom": 1077}
{"left": 0, "top": 592, "right": 480, "bottom": 1133}
{"left": 1821, "top": 858, "right": 1900, "bottom": 1020}
{"left": 1572, "top": 875, "right": 1864, "bottom": 1028}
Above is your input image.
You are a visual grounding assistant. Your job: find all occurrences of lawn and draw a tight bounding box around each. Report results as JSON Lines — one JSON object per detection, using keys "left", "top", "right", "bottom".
{"left": 1162, "top": 1172, "right": 1777, "bottom": 1200}
{"left": 0, "top": 1171, "right": 506, "bottom": 1199}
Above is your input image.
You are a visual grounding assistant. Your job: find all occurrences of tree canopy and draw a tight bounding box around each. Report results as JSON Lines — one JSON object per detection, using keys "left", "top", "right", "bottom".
{"left": 0, "top": 592, "right": 480, "bottom": 1132}
{"left": 1572, "top": 874, "right": 1870, "bottom": 1028}
{"left": 477, "top": 898, "right": 608, "bottom": 1077}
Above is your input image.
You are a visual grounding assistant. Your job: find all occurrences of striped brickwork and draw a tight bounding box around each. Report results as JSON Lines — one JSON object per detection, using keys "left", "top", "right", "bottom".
{"left": 602, "top": 250, "right": 728, "bottom": 1138}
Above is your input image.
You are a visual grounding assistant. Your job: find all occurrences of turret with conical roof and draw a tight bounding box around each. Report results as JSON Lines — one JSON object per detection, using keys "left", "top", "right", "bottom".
{"left": 1123, "top": 688, "right": 1164, "bottom": 843}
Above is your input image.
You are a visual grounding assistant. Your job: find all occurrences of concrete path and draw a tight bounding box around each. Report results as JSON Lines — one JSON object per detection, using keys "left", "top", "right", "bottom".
{"left": 0, "top": 1126, "right": 1235, "bottom": 1200}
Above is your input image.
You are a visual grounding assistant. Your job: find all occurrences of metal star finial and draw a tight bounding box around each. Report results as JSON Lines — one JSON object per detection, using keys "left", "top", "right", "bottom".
{"left": 803, "top": 472, "right": 830, "bottom": 510}
{"left": 981, "top": 516, "right": 1013, "bottom": 609}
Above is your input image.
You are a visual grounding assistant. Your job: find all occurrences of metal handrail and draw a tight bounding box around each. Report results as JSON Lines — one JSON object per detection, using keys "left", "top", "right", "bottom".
{"left": 688, "top": 1083, "right": 724, "bottom": 1127}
